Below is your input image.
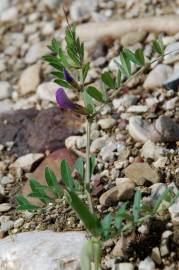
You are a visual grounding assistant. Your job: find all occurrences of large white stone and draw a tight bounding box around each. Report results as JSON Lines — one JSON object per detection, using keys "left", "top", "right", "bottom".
{"left": 0, "top": 231, "right": 86, "bottom": 270}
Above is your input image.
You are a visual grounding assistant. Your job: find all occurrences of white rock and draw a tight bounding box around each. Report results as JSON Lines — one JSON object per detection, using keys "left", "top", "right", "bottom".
{"left": 14, "top": 218, "right": 24, "bottom": 228}
{"left": 141, "top": 140, "right": 165, "bottom": 160}
{"left": 100, "top": 142, "right": 117, "bottom": 161}
{"left": 1, "top": 174, "right": 14, "bottom": 185}
{"left": 12, "top": 153, "right": 44, "bottom": 172}
{"left": 117, "top": 263, "right": 134, "bottom": 270}
{"left": 0, "top": 0, "right": 10, "bottom": 15}
{"left": 19, "top": 64, "right": 41, "bottom": 95}
{"left": 76, "top": 135, "right": 86, "bottom": 149}
{"left": 25, "top": 43, "right": 48, "bottom": 64}
{"left": 144, "top": 64, "right": 172, "bottom": 90}
{"left": 0, "top": 7, "right": 18, "bottom": 22}
{"left": 145, "top": 97, "right": 159, "bottom": 107}
{"left": 90, "top": 135, "right": 108, "bottom": 153}
{"left": 70, "top": 0, "right": 97, "bottom": 21}
{"left": 98, "top": 118, "right": 116, "bottom": 129}
{"left": 112, "top": 95, "right": 138, "bottom": 109}
{"left": 0, "top": 203, "right": 11, "bottom": 212}
{"left": 150, "top": 183, "right": 166, "bottom": 204}
{"left": 0, "top": 231, "right": 86, "bottom": 270}
{"left": 153, "top": 157, "right": 168, "bottom": 168}
{"left": 65, "top": 136, "right": 79, "bottom": 149}
{"left": 37, "top": 82, "right": 59, "bottom": 102}
{"left": 139, "top": 257, "right": 155, "bottom": 270}
{"left": 162, "top": 97, "right": 178, "bottom": 110}
{"left": 164, "top": 42, "right": 179, "bottom": 64}
{"left": 0, "top": 81, "right": 12, "bottom": 100}
{"left": 128, "top": 116, "right": 149, "bottom": 142}
{"left": 127, "top": 105, "right": 148, "bottom": 113}
{"left": 42, "top": 22, "right": 55, "bottom": 35}
{"left": 1, "top": 220, "right": 14, "bottom": 232}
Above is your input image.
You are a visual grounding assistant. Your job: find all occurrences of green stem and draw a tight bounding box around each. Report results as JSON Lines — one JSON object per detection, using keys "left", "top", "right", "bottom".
{"left": 85, "top": 118, "right": 94, "bottom": 213}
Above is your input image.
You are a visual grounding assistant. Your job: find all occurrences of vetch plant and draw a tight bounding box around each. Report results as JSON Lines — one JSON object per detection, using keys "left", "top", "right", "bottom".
{"left": 16, "top": 23, "right": 179, "bottom": 269}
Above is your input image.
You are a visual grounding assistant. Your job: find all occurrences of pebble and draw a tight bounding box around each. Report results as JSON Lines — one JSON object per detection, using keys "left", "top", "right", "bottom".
{"left": 116, "top": 263, "right": 134, "bottom": 270}
{"left": 41, "top": 22, "right": 55, "bottom": 36}
{"left": 0, "top": 203, "right": 11, "bottom": 212}
{"left": 65, "top": 136, "right": 79, "bottom": 149}
{"left": 1, "top": 220, "right": 14, "bottom": 232}
{"left": 14, "top": 218, "right": 24, "bottom": 228}
{"left": 127, "top": 105, "right": 148, "bottom": 113}
{"left": 164, "top": 71, "right": 179, "bottom": 91}
{"left": 141, "top": 140, "right": 165, "bottom": 160}
{"left": 42, "top": 0, "right": 63, "bottom": 9}
{"left": 1, "top": 174, "right": 14, "bottom": 185}
{"left": 99, "top": 179, "right": 135, "bottom": 207}
{"left": 0, "top": 0, "right": 10, "bottom": 15}
{"left": 37, "top": 82, "right": 59, "bottom": 102}
{"left": 153, "top": 156, "right": 168, "bottom": 168}
{"left": 113, "top": 95, "right": 138, "bottom": 109}
{"left": 164, "top": 42, "right": 179, "bottom": 64}
{"left": 98, "top": 118, "right": 116, "bottom": 130}
{"left": 19, "top": 64, "right": 41, "bottom": 95}
{"left": 169, "top": 200, "right": 179, "bottom": 225}
{"left": 144, "top": 64, "right": 172, "bottom": 90}
{"left": 70, "top": 0, "right": 97, "bottom": 21}
{"left": 124, "top": 162, "right": 160, "bottom": 185}
{"left": 138, "top": 257, "right": 155, "bottom": 270}
{"left": 163, "top": 97, "right": 178, "bottom": 110}
{"left": 90, "top": 135, "right": 109, "bottom": 153}
{"left": 25, "top": 43, "right": 48, "bottom": 64}
{"left": 151, "top": 247, "right": 162, "bottom": 265}
{"left": 0, "top": 7, "right": 18, "bottom": 22}
{"left": 149, "top": 183, "right": 166, "bottom": 204}
{"left": 11, "top": 153, "right": 44, "bottom": 172}
{"left": 0, "top": 185, "right": 5, "bottom": 203}
{"left": 100, "top": 142, "right": 117, "bottom": 161}
{"left": 0, "top": 81, "right": 12, "bottom": 100}
{"left": 120, "top": 31, "right": 147, "bottom": 46}
{"left": 128, "top": 116, "right": 156, "bottom": 142}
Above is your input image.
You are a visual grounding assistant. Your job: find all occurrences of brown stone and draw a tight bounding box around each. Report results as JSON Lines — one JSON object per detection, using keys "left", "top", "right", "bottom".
{"left": 99, "top": 179, "right": 135, "bottom": 207}
{"left": 0, "top": 107, "right": 83, "bottom": 156}
{"left": 124, "top": 162, "right": 160, "bottom": 185}
{"left": 22, "top": 148, "right": 76, "bottom": 205}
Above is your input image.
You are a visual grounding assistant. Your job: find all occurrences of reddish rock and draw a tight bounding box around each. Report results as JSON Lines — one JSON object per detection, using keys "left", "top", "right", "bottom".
{"left": 0, "top": 107, "right": 83, "bottom": 156}
{"left": 22, "top": 148, "right": 76, "bottom": 205}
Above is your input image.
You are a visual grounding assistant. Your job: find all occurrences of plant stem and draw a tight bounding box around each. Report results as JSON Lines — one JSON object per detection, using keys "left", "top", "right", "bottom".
{"left": 85, "top": 117, "right": 94, "bottom": 213}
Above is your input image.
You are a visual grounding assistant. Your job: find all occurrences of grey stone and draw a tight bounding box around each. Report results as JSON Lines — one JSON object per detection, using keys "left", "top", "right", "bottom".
{"left": 141, "top": 140, "right": 165, "bottom": 160}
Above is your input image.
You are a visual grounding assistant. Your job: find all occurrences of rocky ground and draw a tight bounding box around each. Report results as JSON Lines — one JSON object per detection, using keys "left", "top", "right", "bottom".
{"left": 0, "top": 0, "right": 179, "bottom": 269}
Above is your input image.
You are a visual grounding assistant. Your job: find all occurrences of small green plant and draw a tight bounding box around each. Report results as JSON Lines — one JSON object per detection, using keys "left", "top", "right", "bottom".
{"left": 16, "top": 21, "right": 179, "bottom": 269}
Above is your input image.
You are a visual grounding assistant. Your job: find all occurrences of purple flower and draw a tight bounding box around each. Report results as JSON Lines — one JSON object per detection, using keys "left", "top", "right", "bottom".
{"left": 56, "top": 88, "right": 87, "bottom": 115}
{"left": 56, "top": 88, "right": 76, "bottom": 110}
{"left": 63, "top": 68, "right": 74, "bottom": 83}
